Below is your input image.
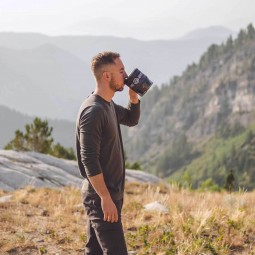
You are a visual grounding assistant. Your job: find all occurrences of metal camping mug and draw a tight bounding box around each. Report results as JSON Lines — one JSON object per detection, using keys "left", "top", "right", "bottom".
{"left": 124, "top": 68, "right": 153, "bottom": 96}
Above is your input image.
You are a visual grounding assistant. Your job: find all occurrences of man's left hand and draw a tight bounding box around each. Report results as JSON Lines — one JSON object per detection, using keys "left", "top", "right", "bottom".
{"left": 129, "top": 88, "right": 139, "bottom": 104}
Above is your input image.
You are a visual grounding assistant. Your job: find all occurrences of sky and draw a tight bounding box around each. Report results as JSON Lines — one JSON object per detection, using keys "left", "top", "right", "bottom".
{"left": 0, "top": 0, "right": 255, "bottom": 40}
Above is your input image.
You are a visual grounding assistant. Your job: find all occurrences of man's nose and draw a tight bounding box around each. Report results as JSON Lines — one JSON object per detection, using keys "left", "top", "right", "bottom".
{"left": 123, "top": 71, "right": 128, "bottom": 79}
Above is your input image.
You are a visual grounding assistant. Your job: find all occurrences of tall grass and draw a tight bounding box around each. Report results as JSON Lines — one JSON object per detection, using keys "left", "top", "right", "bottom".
{"left": 0, "top": 183, "right": 254, "bottom": 254}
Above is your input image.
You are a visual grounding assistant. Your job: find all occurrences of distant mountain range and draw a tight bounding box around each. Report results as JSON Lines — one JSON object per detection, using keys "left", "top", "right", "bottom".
{"left": 0, "top": 26, "right": 236, "bottom": 120}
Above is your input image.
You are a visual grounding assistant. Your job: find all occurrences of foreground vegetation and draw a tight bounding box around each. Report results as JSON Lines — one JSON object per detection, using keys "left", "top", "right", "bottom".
{"left": 0, "top": 183, "right": 255, "bottom": 255}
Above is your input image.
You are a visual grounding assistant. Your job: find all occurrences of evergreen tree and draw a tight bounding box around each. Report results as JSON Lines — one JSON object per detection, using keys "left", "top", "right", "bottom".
{"left": 51, "top": 143, "right": 76, "bottom": 160}
{"left": 247, "top": 23, "right": 255, "bottom": 39}
{"left": 235, "top": 29, "right": 247, "bottom": 47}
{"left": 5, "top": 117, "right": 76, "bottom": 160}
{"left": 5, "top": 130, "right": 26, "bottom": 151}
{"left": 5, "top": 117, "right": 53, "bottom": 153}
{"left": 226, "top": 35, "right": 233, "bottom": 50}
{"left": 25, "top": 117, "right": 53, "bottom": 153}
{"left": 246, "top": 130, "right": 254, "bottom": 144}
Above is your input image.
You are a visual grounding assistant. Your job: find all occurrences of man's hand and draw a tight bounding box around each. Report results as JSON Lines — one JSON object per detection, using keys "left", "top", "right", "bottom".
{"left": 129, "top": 88, "right": 139, "bottom": 104}
{"left": 101, "top": 195, "right": 118, "bottom": 223}
{"left": 88, "top": 173, "right": 118, "bottom": 223}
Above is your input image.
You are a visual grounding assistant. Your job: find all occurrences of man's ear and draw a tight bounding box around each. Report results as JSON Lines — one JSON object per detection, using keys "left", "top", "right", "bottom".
{"left": 102, "top": 71, "right": 111, "bottom": 82}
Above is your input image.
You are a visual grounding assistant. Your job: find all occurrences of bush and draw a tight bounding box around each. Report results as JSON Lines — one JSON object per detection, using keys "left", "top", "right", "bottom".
{"left": 198, "top": 178, "right": 221, "bottom": 192}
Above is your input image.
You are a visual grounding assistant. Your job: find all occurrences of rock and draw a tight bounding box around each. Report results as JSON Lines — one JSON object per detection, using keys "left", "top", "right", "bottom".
{"left": 0, "top": 150, "right": 163, "bottom": 191}
{"left": 0, "top": 150, "right": 82, "bottom": 191}
{"left": 0, "top": 194, "right": 13, "bottom": 203}
{"left": 125, "top": 169, "right": 163, "bottom": 184}
{"left": 144, "top": 201, "right": 169, "bottom": 213}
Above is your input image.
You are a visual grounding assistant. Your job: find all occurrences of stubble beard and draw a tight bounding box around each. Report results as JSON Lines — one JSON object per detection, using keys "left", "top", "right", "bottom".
{"left": 110, "top": 75, "right": 124, "bottom": 92}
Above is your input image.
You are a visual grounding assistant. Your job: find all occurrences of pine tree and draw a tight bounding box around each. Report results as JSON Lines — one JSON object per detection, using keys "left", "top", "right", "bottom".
{"left": 235, "top": 29, "right": 247, "bottom": 47}
{"left": 24, "top": 117, "right": 53, "bottom": 153}
{"left": 226, "top": 35, "right": 233, "bottom": 50}
{"left": 5, "top": 118, "right": 53, "bottom": 153}
{"left": 5, "top": 130, "right": 26, "bottom": 151}
{"left": 247, "top": 23, "right": 255, "bottom": 39}
{"left": 5, "top": 117, "right": 76, "bottom": 160}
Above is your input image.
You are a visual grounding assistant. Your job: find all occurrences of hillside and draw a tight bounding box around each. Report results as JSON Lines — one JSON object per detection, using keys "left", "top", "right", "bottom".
{"left": 123, "top": 24, "right": 255, "bottom": 188}
{"left": 0, "top": 44, "right": 93, "bottom": 120}
{"left": 171, "top": 122, "right": 255, "bottom": 190}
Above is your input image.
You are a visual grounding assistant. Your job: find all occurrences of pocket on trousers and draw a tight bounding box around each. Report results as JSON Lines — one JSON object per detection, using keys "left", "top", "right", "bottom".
{"left": 83, "top": 196, "right": 103, "bottom": 220}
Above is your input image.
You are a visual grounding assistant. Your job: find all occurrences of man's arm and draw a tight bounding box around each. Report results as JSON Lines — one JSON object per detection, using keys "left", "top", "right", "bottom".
{"left": 114, "top": 88, "right": 140, "bottom": 126}
{"left": 129, "top": 88, "right": 139, "bottom": 104}
{"left": 79, "top": 106, "right": 118, "bottom": 223}
{"left": 88, "top": 174, "right": 118, "bottom": 223}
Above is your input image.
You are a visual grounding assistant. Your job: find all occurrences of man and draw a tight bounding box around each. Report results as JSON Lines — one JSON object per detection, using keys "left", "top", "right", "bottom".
{"left": 76, "top": 51, "right": 140, "bottom": 255}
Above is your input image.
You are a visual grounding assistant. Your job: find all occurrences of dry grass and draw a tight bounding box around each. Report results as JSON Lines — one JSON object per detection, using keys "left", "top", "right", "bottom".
{"left": 0, "top": 183, "right": 255, "bottom": 255}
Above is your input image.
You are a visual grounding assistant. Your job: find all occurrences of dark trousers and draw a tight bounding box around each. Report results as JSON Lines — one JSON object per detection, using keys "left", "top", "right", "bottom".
{"left": 83, "top": 196, "right": 128, "bottom": 255}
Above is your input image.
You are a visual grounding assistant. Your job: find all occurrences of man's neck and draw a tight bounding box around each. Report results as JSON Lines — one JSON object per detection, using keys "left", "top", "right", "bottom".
{"left": 94, "top": 85, "right": 114, "bottom": 102}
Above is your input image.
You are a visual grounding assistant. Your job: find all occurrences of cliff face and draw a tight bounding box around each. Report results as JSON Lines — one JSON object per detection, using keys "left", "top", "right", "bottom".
{"left": 123, "top": 27, "right": 255, "bottom": 175}
{"left": 186, "top": 40, "right": 255, "bottom": 139}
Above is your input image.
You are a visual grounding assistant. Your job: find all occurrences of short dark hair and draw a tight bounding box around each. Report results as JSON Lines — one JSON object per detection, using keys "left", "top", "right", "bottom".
{"left": 91, "top": 51, "right": 120, "bottom": 79}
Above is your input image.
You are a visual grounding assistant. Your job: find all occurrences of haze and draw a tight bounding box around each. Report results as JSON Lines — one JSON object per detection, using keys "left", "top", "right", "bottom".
{"left": 0, "top": 0, "right": 254, "bottom": 40}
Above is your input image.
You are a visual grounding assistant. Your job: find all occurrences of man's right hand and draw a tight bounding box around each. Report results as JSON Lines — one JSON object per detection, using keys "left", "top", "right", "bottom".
{"left": 88, "top": 173, "right": 118, "bottom": 223}
{"left": 101, "top": 196, "right": 118, "bottom": 223}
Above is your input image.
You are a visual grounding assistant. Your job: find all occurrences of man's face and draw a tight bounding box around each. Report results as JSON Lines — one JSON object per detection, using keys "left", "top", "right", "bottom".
{"left": 109, "top": 58, "right": 127, "bottom": 92}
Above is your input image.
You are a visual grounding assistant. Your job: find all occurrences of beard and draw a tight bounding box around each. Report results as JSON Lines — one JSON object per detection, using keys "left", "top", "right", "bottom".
{"left": 110, "top": 75, "right": 124, "bottom": 92}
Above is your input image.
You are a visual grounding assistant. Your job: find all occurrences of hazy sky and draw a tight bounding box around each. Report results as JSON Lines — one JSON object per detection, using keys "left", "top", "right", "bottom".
{"left": 0, "top": 0, "right": 254, "bottom": 40}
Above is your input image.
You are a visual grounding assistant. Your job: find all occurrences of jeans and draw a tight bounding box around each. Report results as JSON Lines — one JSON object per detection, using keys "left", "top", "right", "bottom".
{"left": 83, "top": 195, "right": 128, "bottom": 255}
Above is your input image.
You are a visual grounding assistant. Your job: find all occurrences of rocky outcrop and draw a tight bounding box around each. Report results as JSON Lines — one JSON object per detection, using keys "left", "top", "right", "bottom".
{"left": 0, "top": 150, "right": 162, "bottom": 191}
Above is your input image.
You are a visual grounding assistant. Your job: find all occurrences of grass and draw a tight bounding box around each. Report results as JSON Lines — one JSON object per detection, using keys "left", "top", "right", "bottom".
{"left": 0, "top": 183, "right": 255, "bottom": 255}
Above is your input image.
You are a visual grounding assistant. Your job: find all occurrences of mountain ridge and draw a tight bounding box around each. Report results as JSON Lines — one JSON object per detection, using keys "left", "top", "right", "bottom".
{"left": 122, "top": 24, "right": 255, "bottom": 184}
{"left": 0, "top": 27, "right": 235, "bottom": 120}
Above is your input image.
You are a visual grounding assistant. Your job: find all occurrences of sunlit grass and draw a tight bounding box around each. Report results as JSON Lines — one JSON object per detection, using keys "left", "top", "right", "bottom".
{"left": 0, "top": 183, "right": 255, "bottom": 254}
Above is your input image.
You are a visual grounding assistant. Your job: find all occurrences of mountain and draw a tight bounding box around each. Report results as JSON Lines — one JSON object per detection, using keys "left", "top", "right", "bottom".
{"left": 182, "top": 26, "right": 237, "bottom": 40}
{"left": 0, "top": 28, "right": 235, "bottom": 85}
{"left": 122, "top": 24, "right": 255, "bottom": 189}
{"left": 0, "top": 105, "right": 75, "bottom": 149}
{"left": 0, "top": 44, "right": 93, "bottom": 120}
{"left": 0, "top": 27, "right": 235, "bottom": 120}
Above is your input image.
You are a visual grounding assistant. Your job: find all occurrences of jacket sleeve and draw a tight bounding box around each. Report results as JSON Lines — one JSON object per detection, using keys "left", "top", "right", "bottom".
{"left": 79, "top": 106, "right": 103, "bottom": 177}
{"left": 113, "top": 100, "right": 140, "bottom": 126}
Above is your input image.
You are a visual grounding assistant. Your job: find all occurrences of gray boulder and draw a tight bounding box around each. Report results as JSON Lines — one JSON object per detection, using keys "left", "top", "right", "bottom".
{"left": 0, "top": 150, "right": 162, "bottom": 191}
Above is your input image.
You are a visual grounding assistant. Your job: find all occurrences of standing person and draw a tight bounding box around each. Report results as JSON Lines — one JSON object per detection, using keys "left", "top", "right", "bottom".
{"left": 76, "top": 51, "right": 140, "bottom": 255}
